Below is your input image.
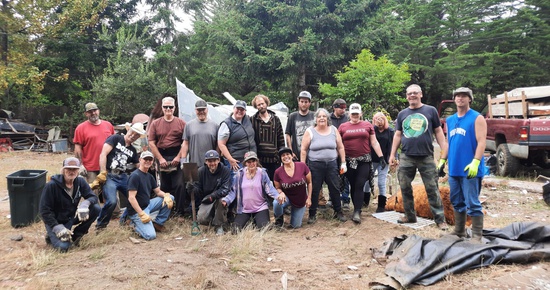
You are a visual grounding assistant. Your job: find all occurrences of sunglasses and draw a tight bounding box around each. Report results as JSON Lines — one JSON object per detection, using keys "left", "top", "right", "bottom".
{"left": 163, "top": 105, "right": 174, "bottom": 109}
{"left": 333, "top": 104, "right": 346, "bottom": 109}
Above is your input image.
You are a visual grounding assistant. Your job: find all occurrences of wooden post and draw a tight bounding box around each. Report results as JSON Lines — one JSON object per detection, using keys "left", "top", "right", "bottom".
{"left": 522, "top": 91, "right": 527, "bottom": 118}
{"left": 504, "top": 91, "right": 509, "bottom": 119}
{"left": 487, "top": 94, "right": 492, "bottom": 118}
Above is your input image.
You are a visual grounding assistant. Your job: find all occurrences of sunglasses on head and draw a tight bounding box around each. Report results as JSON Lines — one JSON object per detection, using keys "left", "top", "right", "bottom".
{"left": 163, "top": 106, "right": 174, "bottom": 109}
{"left": 333, "top": 104, "right": 346, "bottom": 109}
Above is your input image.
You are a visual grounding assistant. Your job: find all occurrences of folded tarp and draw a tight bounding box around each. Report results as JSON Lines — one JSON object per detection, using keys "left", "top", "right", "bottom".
{"left": 371, "top": 222, "right": 550, "bottom": 288}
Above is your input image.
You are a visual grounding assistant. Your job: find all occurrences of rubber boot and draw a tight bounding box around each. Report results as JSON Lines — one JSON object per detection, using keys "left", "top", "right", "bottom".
{"left": 376, "top": 195, "right": 387, "bottom": 213}
{"left": 363, "top": 192, "right": 371, "bottom": 208}
{"left": 352, "top": 211, "right": 361, "bottom": 224}
{"left": 275, "top": 215, "right": 284, "bottom": 227}
{"left": 471, "top": 215, "right": 484, "bottom": 243}
{"left": 452, "top": 210, "right": 467, "bottom": 238}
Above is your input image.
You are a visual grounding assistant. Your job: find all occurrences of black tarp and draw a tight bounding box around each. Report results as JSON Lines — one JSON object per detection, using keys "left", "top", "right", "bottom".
{"left": 371, "top": 222, "right": 550, "bottom": 288}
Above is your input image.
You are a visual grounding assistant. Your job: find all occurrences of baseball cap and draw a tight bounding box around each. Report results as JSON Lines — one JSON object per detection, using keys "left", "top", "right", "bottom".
{"left": 140, "top": 150, "right": 154, "bottom": 159}
{"left": 63, "top": 157, "right": 81, "bottom": 169}
{"left": 349, "top": 103, "right": 362, "bottom": 114}
{"left": 195, "top": 99, "right": 208, "bottom": 109}
{"left": 332, "top": 98, "right": 346, "bottom": 109}
{"left": 453, "top": 87, "right": 473, "bottom": 100}
{"left": 243, "top": 151, "right": 258, "bottom": 163}
{"left": 234, "top": 100, "right": 247, "bottom": 110}
{"left": 298, "top": 91, "right": 312, "bottom": 100}
{"left": 204, "top": 150, "right": 220, "bottom": 160}
{"left": 277, "top": 147, "right": 293, "bottom": 158}
{"left": 85, "top": 103, "right": 98, "bottom": 112}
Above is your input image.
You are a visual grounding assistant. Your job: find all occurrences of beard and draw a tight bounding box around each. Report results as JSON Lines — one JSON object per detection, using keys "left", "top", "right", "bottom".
{"left": 88, "top": 115, "right": 99, "bottom": 123}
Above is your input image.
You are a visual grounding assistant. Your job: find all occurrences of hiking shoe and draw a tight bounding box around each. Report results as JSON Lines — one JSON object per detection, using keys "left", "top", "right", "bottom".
{"left": 334, "top": 211, "right": 347, "bottom": 222}
{"left": 307, "top": 215, "right": 317, "bottom": 224}
{"left": 397, "top": 216, "right": 417, "bottom": 224}
{"left": 342, "top": 202, "right": 350, "bottom": 211}
{"left": 153, "top": 222, "right": 166, "bottom": 233}
{"left": 216, "top": 226, "right": 225, "bottom": 236}
{"left": 437, "top": 222, "right": 449, "bottom": 231}
{"left": 352, "top": 211, "right": 361, "bottom": 224}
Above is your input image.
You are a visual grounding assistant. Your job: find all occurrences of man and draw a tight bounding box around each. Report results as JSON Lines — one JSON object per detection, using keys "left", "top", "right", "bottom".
{"left": 329, "top": 98, "right": 351, "bottom": 211}
{"left": 73, "top": 102, "right": 114, "bottom": 183}
{"left": 94, "top": 122, "right": 144, "bottom": 230}
{"left": 148, "top": 96, "right": 186, "bottom": 215}
{"left": 126, "top": 150, "right": 174, "bottom": 240}
{"left": 39, "top": 157, "right": 101, "bottom": 252}
{"left": 250, "top": 94, "right": 285, "bottom": 181}
{"left": 195, "top": 150, "right": 231, "bottom": 235}
{"left": 218, "top": 100, "right": 257, "bottom": 172}
{"left": 389, "top": 84, "right": 449, "bottom": 230}
{"left": 441, "top": 87, "right": 486, "bottom": 242}
{"left": 180, "top": 99, "right": 219, "bottom": 166}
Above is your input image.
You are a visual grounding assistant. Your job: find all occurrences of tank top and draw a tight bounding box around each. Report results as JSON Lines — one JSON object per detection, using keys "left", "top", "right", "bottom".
{"left": 307, "top": 126, "right": 338, "bottom": 162}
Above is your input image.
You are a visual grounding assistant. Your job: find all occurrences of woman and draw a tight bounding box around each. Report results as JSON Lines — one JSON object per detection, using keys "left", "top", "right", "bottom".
{"left": 372, "top": 112, "right": 395, "bottom": 213}
{"left": 273, "top": 147, "right": 312, "bottom": 228}
{"left": 300, "top": 108, "right": 347, "bottom": 224}
{"left": 338, "top": 103, "right": 385, "bottom": 224}
{"left": 222, "top": 151, "right": 283, "bottom": 231}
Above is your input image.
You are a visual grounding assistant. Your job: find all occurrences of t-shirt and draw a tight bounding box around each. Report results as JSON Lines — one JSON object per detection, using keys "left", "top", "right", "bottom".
{"left": 182, "top": 118, "right": 219, "bottom": 164}
{"left": 395, "top": 105, "right": 441, "bottom": 156}
{"left": 105, "top": 134, "right": 139, "bottom": 172}
{"left": 73, "top": 120, "right": 114, "bottom": 171}
{"left": 273, "top": 162, "right": 310, "bottom": 208}
{"left": 241, "top": 172, "right": 267, "bottom": 213}
{"left": 338, "top": 121, "right": 375, "bottom": 158}
{"left": 127, "top": 169, "right": 158, "bottom": 216}
{"left": 285, "top": 111, "right": 314, "bottom": 161}
{"left": 148, "top": 117, "right": 186, "bottom": 149}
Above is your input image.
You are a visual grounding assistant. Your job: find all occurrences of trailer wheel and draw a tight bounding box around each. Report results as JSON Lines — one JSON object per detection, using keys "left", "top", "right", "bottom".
{"left": 496, "top": 144, "right": 520, "bottom": 177}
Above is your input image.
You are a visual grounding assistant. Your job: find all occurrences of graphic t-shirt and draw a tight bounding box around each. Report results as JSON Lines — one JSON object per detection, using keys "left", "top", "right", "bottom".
{"left": 273, "top": 162, "right": 310, "bottom": 208}
{"left": 285, "top": 111, "right": 314, "bottom": 160}
{"left": 395, "top": 105, "right": 441, "bottom": 156}
{"left": 338, "top": 121, "right": 375, "bottom": 158}
{"left": 105, "top": 134, "right": 139, "bottom": 172}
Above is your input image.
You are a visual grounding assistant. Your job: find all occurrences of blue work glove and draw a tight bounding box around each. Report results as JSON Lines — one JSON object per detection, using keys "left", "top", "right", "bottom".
{"left": 464, "top": 159, "right": 480, "bottom": 179}
{"left": 437, "top": 159, "right": 446, "bottom": 177}
{"left": 52, "top": 224, "right": 73, "bottom": 242}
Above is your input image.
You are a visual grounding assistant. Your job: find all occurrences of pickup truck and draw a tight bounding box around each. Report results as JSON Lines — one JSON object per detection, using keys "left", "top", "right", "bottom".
{"left": 485, "top": 86, "right": 550, "bottom": 176}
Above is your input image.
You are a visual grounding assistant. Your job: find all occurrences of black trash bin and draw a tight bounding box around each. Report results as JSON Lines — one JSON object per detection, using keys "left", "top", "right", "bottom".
{"left": 6, "top": 170, "right": 47, "bottom": 228}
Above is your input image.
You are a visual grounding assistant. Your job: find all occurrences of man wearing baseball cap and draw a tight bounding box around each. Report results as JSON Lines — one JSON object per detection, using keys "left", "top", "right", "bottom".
{"left": 180, "top": 99, "right": 219, "bottom": 166}
{"left": 73, "top": 102, "right": 114, "bottom": 184}
{"left": 193, "top": 150, "right": 231, "bottom": 235}
{"left": 285, "top": 91, "right": 315, "bottom": 161}
{"left": 39, "top": 157, "right": 101, "bottom": 252}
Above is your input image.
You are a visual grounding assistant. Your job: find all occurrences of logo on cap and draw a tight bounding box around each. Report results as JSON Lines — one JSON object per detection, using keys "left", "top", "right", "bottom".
{"left": 205, "top": 150, "right": 220, "bottom": 159}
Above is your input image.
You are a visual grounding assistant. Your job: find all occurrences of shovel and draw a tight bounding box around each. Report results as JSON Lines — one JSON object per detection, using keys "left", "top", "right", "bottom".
{"left": 183, "top": 162, "right": 200, "bottom": 236}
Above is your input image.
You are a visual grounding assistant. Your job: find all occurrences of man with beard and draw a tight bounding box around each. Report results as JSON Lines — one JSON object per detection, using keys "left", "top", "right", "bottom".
{"left": 73, "top": 103, "right": 114, "bottom": 184}
{"left": 250, "top": 94, "right": 284, "bottom": 181}
{"left": 285, "top": 91, "right": 314, "bottom": 161}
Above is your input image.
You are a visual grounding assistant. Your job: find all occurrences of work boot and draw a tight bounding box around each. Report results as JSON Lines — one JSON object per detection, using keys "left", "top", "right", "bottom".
{"left": 452, "top": 210, "right": 467, "bottom": 238}
{"left": 471, "top": 215, "right": 484, "bottom": 243}
{"left": 352, "top": 211, "right": 361, "bottom": 224}
{"left": 376, "top": 195, "right": 387, "bottom": 213}
{"left": 307, "top": 214, "right": 317, "bottom": 224}
{"left": 275, "top": 215, "right": 284, "bottom": 227}
{"left": 334, "top": 211, "right": 347, "bottom": 222}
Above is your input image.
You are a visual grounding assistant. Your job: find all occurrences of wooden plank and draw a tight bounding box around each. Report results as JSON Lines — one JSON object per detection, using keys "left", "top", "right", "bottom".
{"left": 522, "top": 91, "right": 527, "bottom": 119}
{"left": 505, "top": 92, "right": 509, "bottom": 118}
{"left": 487, "top": 95, "right": 493, "bottom": 118}
{"left": 491, "top": 103, "right": 525, "bottom": 117}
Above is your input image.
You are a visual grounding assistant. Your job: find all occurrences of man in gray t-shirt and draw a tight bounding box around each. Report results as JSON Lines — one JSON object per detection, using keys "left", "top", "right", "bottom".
{"left": 285, "top": 91, "right": 315, "bottom": 161}
{"left": 180, "top": 100, "right": 219, "bottom": 165}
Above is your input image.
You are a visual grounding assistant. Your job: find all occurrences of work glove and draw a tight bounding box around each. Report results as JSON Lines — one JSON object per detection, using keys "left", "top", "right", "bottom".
{"left": 79, "top": 165, "right": 87, "bottom": 177}
{"left": 162, "top": 193, "right": 174, "bottom": 209}
{"left": 464, "top": 158, "right": 480, "bottom": 179}
{"left": 52, "top": 224, "right": 73, "bottom": 242}
{"left": 77, "top": 200, "right": 91, "bottom": 222}
{"left": 340, "top": 163, "right": 347, "bottom": 175}
{"left": 138, "top": 212, "right": 151, "bottom": 224}
{"left": 379, "top": 158, "right": 387, "bottom": 170}
{"left": 201, "top": 193, "right": 216, "bottom": 205}
{"left": 91, "top": 170, "right": 108, "bottom": 190}
{"left": 437, "top": 159, "right": 447, "bottom": 177}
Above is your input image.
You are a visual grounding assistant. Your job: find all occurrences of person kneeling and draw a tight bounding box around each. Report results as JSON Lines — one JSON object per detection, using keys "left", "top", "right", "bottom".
{"left": 125, "top": 151, "right": 174, "bottom": 240}
{"left": 40, "top": 157, "right": 101, "bottom": 252}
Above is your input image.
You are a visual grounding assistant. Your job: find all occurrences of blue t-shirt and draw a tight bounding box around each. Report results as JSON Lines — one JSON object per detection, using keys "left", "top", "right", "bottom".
{"left": 396, "top": 105, "right": 441, "bottom": 156}
{"left": 447, "top": 109, "right": 486, "bottom": 177}
{"left": 127, "top": 169, "right": 158, "bottom": 215}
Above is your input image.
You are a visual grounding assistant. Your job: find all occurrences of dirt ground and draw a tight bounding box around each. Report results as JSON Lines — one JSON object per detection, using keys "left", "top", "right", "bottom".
{"left": 0, "top": 151, "right": 549, "bottom": 289}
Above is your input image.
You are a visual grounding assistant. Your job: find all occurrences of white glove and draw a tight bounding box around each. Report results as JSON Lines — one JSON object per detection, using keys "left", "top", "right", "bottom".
{"left": 52, "top": 224, "right": 73, "bottom": 242}
{"left": 79, "top": 165, "right": 87, "bottom": 176}
{"left": 77, "top": 200, "right": 91, "bottom": 222}
{"left": 340, "top": 163, "right": 347, "bottom": 174}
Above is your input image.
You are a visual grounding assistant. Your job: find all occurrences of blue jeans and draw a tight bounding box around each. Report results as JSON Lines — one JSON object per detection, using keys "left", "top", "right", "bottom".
{"left": 309, "top": 159, "right": 341, "bottom": 216}
{"left": 397, "top": 154, "right": 445, "bottom": 224}
{"left": 96, "top": 173, "right": 128, "bottom": 228}
{"left": 372, "top": 162, "right": 390, "bottom": 196}
{"left": 448, "top": 176, "right": 483, "bottom": 216}
{"left": 45, "top": 203, "right": 101, "bottom": 252}
{"left": 273, "top": 199, "right": 306, "bottom": 228}
{"left": 127, "top": 196, "right": 173, "bottom": 240}
{"left": 341, "top": 176, "right": 350, "bottom": 203}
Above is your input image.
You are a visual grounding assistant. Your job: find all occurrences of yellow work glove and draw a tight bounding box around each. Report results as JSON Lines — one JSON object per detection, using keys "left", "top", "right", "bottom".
{"left": 464, "top": 159, "right": 480, "bottom": 179}
{"left": 162, "top": 193, "right": 174, "bottom": 209}
{"left": 437, "top": 159, "right": 446, "bottom": 177}
{"left": 138, "top": 212, "right": 151, "bottom": 224}
{"left": 96, "top": 170, "right": 108, "bottom": 183}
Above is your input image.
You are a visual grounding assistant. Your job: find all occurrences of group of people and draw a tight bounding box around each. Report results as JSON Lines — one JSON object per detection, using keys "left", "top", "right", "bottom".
{"left": 39, "top": 84, "right": 487, "bottom": 252}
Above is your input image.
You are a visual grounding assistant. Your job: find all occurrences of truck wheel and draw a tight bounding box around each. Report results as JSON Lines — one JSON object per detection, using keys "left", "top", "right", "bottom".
{"left": 496, "top": 144, "right": 520, "bottom": 177}
{"left": 534, "top": 151, "right": 550, "bottom": 169}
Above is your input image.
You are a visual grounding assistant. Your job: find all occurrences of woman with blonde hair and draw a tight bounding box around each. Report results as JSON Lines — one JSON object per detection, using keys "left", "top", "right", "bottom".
{"left": 371, "top": 112, "right": 396, "bottom": 212}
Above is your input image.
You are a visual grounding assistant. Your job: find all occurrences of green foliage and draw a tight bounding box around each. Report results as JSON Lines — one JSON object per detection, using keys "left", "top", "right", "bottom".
{"left": 318, "top": 49, "right": 409, "bottom": 115}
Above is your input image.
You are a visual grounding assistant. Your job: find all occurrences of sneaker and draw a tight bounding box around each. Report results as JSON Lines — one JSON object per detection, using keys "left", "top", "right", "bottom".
{"left": 437, "top": 222, "right": 449, "bottom": 231}
{"left": 326, "top": 200, "right": 333, "bottom": 208}
{"left": 342, "top": 202, "right": 350, "bottom": 211}
{"left": 216, "top": 226, "right": 225, "bottom": 236}
{"left": 334, "top": 211, "right": 347, "bottom": 222}
{"left": 352, "top": 211, "right": 361, "bottom": 224}
{"left": 307, "top": 215, "right": 317, "bottom": 224}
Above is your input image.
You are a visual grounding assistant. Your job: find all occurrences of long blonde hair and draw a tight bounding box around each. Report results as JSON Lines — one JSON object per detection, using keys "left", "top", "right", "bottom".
{"left": 373, "top": 112, "right": 389, "bottom": 130}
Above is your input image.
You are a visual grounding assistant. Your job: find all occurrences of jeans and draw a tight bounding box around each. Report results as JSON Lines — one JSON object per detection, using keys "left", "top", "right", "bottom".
{"left": 340, "top": 176, "right": 350, "bottom": 203}
{"left": 273, "top": 199, "right": 306, "bottom": 228}
{"left": 309, "top": 159, "right": 341, "bottom": 216}
{"left": 397, "top": 154, "right": 445, "bottom": 224}
{"left": 448, "top": 176, "right": 483, "bottom": 216}
{"left": 127, "top": 196, "right": 173, "bottom": 240}
{"left": 45, "top": 203, "right": 101, "bottom": 252}
{"left": 96, "top": 173, "right": 128, "bottom": 228}
{"left": 372, "top": 162, "right": 390, "bottom": 196}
